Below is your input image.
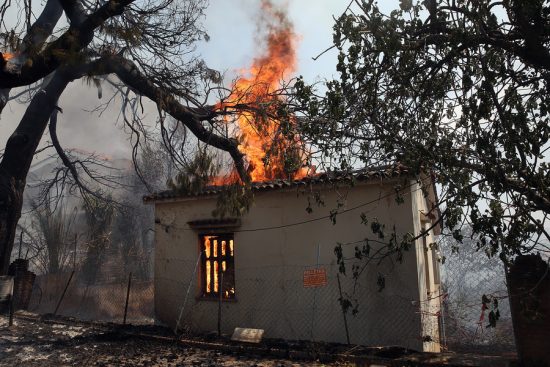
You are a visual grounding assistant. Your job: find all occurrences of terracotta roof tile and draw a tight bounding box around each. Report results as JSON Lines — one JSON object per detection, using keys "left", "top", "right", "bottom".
{"left": 143, "top": 164, "right": 408, "bottom": 203}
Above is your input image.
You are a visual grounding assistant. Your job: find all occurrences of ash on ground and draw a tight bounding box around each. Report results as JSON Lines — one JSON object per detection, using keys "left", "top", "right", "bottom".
{"left": 0, "top": 316, "right": 345, "bottom": 367}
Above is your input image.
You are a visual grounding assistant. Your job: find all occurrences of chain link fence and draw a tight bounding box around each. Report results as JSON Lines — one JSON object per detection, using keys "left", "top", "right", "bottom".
{"left": 25, "top": 259, "right": 154, "bottom": 325}
{"left": 159, "top": 260, "right": 442, "bottom": 351}
{"left": 167, "top": 254, "right": 518, "bottom": 355}
{"left": 10, "top": 245, "right": 519, "bottom": 355}
{"left": 439, "top": 248, "right": 516, "bottom": 354}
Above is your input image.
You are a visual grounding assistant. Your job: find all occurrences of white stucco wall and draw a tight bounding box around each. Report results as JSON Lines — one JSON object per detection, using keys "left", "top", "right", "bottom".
{"left": 152, "top": 178, "right": 440, "bottom": 351}
{"left": 411, "top": 181, "right": 442, "bottom": 352}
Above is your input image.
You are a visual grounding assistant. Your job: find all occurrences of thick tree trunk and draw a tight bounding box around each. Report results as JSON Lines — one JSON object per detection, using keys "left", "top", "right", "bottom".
{"left": 0, "top": 174, "right": 24, "bottom": 274}
{"left": 0, "top": 72, "right": 70, "bottom": 274}
{"left": 507, "top": 254, "right": 550, "bottom": 366}
{"left": 0, "top": 0, "right": 63, "bottom": 114}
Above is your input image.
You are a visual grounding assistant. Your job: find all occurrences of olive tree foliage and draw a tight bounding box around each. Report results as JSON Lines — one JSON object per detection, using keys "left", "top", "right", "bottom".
{"left": 0, "top": 0, "right": 251, "bottom": 274}
{"left": 293, "top": 0, "right": 550, "bottom": 261}
{"left": 167, "top": 148, "right": 219, "bottom": 194}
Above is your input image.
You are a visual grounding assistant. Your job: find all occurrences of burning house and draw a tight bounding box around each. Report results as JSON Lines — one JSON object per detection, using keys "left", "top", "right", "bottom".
{"left": 145, "top": 168, "right": 442, "bottom": 352}
{"left": 145, "top": 0, "right": 441, "bottom": 353}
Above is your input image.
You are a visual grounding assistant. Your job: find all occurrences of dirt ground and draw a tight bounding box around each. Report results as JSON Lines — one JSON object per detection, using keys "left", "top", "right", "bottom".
{"left": 0, "top": 316, "right": 351, "bottom": 367}
{"left": 0, "top": 314, "right": 518, "bottom": 367}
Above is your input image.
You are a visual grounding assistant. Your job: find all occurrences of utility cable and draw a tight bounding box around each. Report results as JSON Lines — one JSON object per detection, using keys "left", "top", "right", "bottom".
{"left": 157, "top": 174, "right": 434, "bottom": 234}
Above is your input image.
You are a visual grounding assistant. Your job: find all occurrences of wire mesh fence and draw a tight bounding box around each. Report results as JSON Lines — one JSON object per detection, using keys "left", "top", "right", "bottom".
{"left": 26, "top": 270, "right": 154, "bottom": 325}
{"left": 439, "top": 249, "right": 516, "bottom": 354}
{"left": 10, "top": 246, "right": 520, "bottom": 355}
{"left": 160, "top": 252, "right": 519, "bottom": 355}
{"left": 159, "top": 260, "right": 442, "bottom": 351}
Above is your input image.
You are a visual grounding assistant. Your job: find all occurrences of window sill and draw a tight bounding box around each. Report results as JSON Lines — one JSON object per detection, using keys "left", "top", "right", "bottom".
{"left": 196, "top": 296, "right": 238, "bottom": 303}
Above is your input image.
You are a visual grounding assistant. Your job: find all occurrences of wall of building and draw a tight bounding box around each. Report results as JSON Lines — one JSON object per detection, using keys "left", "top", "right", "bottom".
{"left": 411, "top": 181, "right": 442, "bottom": 352}
{"left": 153, "top": 178, "right": 440, "bottom": 351}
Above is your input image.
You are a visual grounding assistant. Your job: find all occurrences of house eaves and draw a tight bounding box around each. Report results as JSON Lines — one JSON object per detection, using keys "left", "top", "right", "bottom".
{"left": 143, "top": 164, "right": 410, "bottom": 204}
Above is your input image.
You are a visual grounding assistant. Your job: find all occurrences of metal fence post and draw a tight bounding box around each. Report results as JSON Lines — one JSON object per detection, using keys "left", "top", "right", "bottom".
{"left": 336, "top": 273, "right": 351, "bottom": 345}
{"left": 123, "top": 272, "right": 132, "bottom": 325}
{"left": 54, "top": 271, "right": 74, "bottom": 316}
{"left": 73, "top": 233, "right": 77, "bottom": 270}
{"left": 8, "top": 293, "right": 14, "bottom": 326}
{"left": 439, "top": 287, "right": 447, "bottom": 349}
{"left": 310, "top": 244, "right": 321, "bottom": 341}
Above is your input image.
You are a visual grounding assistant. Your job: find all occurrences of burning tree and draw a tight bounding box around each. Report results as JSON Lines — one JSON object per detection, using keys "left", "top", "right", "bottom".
{"left": 215, "top": 1, "right": 310, "bottom": 182}
{"left": 0, "top": 0, "right": 311, "bottom": 275}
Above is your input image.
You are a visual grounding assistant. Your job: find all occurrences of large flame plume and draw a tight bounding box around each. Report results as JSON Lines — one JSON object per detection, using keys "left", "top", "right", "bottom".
{"left": 216, "top": 0, "right": 309, "bottom": 183}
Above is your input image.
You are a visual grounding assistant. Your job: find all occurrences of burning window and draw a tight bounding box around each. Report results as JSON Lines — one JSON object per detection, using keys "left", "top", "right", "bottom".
{"left": 200, "top": 234, "right": 235, "bottom": 299}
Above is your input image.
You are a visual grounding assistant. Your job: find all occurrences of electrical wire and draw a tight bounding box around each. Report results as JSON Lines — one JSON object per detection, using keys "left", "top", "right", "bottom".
{"left": 157, "top": 174, "right": 434, "bottom": 234}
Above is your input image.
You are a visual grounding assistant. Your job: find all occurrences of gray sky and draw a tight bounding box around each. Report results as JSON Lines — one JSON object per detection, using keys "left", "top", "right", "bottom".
{"left": 0, "top": 1, "right": 399, "bottom": 161}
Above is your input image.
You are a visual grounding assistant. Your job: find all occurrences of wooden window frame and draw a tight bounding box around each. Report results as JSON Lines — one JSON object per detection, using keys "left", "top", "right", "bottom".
{"left": 198, "top": 233, "right": 236, "bottom": 300}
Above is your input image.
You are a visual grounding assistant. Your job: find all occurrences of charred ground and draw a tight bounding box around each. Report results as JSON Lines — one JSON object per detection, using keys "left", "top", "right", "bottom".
{"left": 0, "top": 313, "right": 516, "bottom": 367}
{"left": 0, "top": 315, "right": 343, "bottom": 367}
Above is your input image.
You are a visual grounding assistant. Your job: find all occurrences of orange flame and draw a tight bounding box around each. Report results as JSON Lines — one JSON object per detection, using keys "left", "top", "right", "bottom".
{"left": 1, "top": 52, "right": 14, "bottom": 61}
{"left": 215, "top": 0, "right": 309, "bottom": 183}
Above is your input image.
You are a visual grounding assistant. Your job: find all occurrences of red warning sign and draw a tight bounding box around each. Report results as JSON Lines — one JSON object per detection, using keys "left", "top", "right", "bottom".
{"left": 303, "top": 268, "right": 327, "bottom": 288}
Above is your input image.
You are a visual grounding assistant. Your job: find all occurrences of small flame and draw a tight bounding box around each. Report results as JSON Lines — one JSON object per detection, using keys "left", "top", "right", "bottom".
{"left": 215, "top": 0, "right": 310, "bottom": 183}
{"left": 2, "top": 52, "right": 14, "bottom": 61}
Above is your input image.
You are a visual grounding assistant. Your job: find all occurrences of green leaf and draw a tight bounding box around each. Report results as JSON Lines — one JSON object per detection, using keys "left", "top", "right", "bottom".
{"left": 399, "top": 0, "right": 413, "bottom": 11}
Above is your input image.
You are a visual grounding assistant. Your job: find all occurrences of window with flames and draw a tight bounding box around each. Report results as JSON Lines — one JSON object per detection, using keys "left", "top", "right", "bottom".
{"left": 200, "top": 234, "right": 235, "bottom": 299}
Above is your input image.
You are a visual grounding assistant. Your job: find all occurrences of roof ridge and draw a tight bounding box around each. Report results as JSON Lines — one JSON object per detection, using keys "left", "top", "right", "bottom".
{"left": 143, "top": 164, "right": 409, "bottom": 203}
